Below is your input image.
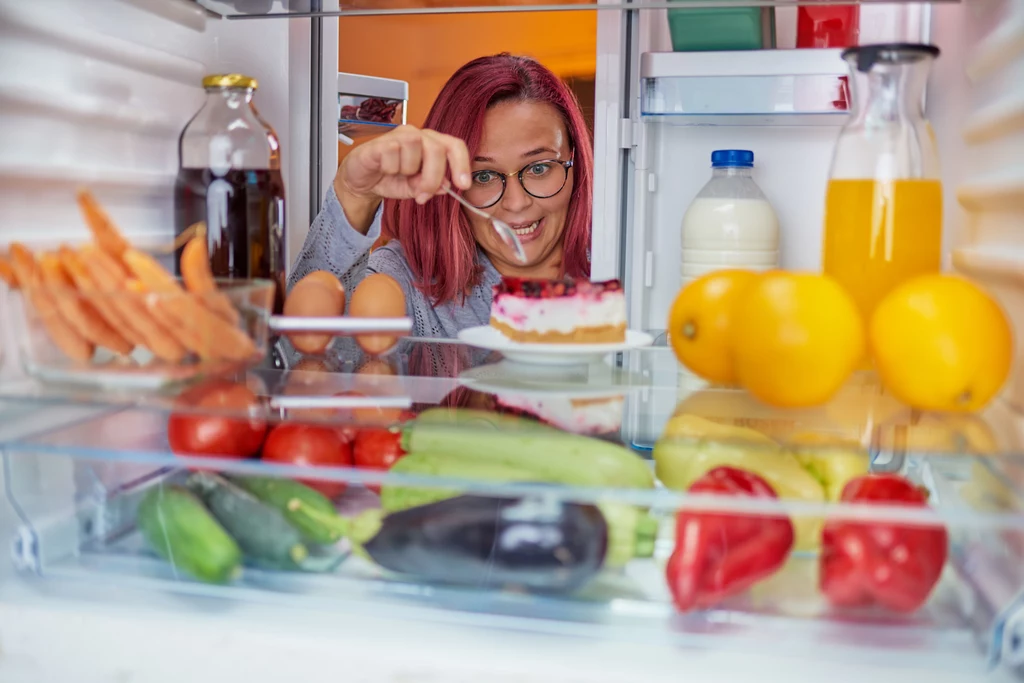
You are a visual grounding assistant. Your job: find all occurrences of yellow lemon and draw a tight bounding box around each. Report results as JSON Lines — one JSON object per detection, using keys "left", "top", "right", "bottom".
{"left": 667, "top": 269, "right": 757, "bottom": 384}
{"left": 730, "top": 271, "right": 865, "bottom": 408}
{"left": 870, "top": 274, "right": 1013, "bottom": 413}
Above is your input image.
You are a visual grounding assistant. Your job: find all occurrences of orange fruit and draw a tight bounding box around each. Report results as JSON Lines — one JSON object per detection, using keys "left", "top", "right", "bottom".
{"left": 870, "top": 274, "right": 1013, "bottom": 413}
{"left": 667, "top": 269, "right": 757, "bottom": 384}
{"left": 730, "top": 271, "right": 865, "bottom": 408}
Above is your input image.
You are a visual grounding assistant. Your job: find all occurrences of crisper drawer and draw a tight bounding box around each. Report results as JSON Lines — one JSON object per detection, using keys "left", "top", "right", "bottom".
{"left": 1, "top": 363, "right": 1023, "bottom": 680}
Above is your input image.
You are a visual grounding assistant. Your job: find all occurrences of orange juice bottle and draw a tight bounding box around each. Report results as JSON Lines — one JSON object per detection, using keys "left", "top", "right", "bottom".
{"left": 823, "top": 44, "right": 943, "bottom": 322}
{"left": 823, "top": 178, "right": 942, "bottom": 322}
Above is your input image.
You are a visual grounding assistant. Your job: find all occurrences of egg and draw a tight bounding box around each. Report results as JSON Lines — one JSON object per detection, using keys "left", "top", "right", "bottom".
{"left": 283, "top": 270, "right": 345, "bottom": 355}
{"left": 348, "top": 273, "right": 406, "bottom": 355}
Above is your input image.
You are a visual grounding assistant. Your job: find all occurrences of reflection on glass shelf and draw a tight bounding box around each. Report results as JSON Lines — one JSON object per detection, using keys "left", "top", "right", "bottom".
{"left": 198, "top": 0, "right": 960, "bottom": 19}
{"left": 1, "top": 338, "right": 1023, "bottom": 462}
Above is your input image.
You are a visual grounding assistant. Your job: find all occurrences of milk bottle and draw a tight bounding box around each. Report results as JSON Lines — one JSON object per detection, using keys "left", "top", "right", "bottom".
{"left": 680, "top": 150, "right": 780, "bottom": 289}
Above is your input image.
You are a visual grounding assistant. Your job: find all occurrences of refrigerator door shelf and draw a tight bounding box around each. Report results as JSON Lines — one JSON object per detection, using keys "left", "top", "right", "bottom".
{"left": 641, "top": 49, "right": 851, "bottom": 126}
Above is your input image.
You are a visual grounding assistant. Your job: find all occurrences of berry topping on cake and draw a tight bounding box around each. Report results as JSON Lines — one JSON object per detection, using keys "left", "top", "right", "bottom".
{"left": 493, "top": 276, "right": 622, "bottom": 300}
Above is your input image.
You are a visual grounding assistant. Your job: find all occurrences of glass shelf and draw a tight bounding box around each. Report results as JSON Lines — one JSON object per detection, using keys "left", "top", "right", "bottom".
{"left": 198, "top": 0, "right": 960, "bottom": 19}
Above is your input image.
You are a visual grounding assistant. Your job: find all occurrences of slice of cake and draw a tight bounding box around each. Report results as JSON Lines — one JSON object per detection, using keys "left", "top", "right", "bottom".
{"left": 490, "top": 277, "right": 626, "bottom": 344}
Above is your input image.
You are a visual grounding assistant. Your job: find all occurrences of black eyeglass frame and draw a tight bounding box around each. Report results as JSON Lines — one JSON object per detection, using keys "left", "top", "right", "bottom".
{"left": 465, "top": 157, "right": 575, "bottom": 209}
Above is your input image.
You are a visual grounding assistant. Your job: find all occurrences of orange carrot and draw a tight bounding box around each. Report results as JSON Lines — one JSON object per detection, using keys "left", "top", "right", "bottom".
{"left": 38, "top": 253, "right": 133, "bottom": 355}
{"left": 122, "top": 248, "right": 181, "bottom": 293}
{"left": 77, "top": 189, "right": 129, "bottom": 258}
{"left": 180, "top": 235, "right": 240, "bottom": 325}
{"left": 8, "top": 243, "right": 94, "bottom": 361}
{"left": 0, "top": 255, "right": 18, "bottom": 289}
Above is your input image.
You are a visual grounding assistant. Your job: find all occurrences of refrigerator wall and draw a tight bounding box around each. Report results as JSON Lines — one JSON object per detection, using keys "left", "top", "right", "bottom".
{"left": 0, "top": 0, "right": 339, "bottom": 309}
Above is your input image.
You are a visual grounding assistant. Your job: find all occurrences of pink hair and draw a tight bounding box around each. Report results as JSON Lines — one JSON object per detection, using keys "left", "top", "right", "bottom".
{"left": 382, "top": 53, "right": 593, "bottom": 305}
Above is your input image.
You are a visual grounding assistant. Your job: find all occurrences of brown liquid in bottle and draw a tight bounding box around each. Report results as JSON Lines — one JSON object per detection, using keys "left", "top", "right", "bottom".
{"left": 174, "top": 167, "right": 286, "bottom": 314}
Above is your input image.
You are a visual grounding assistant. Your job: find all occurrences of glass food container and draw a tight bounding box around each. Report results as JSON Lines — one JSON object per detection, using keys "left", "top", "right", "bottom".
{"left": 338, "top": 72, "right": 408, "bottom": 141}
{"left": 822, "top": 44, "right": 942, "bottom": 323}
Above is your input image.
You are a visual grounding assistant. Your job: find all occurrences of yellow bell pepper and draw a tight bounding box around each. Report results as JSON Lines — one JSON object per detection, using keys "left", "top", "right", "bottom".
{"left": 654, "top": 415, "right": 826, "bottom": 551}
{"left": 787, "top": 432, "right": 871, "bottom": 501}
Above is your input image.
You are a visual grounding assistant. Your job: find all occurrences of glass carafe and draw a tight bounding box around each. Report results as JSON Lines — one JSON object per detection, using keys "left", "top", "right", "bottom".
{"left": 174, "top": 73, "right": 286, "bottom": 314}
{"left": 822, "top": 44, "right": 942, "bottom": 324}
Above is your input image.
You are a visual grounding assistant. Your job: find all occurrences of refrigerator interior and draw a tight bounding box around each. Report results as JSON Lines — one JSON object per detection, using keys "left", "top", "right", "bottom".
{"left": 1, "top": 0, "right": 1024, "bottom": 679}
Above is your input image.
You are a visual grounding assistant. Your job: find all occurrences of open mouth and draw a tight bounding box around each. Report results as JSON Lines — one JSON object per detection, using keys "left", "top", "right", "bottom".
{"left": 508, "top": 218, "right": 544, "bottom": 243}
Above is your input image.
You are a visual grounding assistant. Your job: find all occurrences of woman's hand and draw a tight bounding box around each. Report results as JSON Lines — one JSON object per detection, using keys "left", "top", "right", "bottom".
{"left": 334, "top": 125, "right": 473, "bottom": 233}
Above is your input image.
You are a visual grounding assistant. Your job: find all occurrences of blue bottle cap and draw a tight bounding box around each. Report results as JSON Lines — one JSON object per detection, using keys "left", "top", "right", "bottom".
{"left": 711, "top": 150, "right": 755, "bottom": 168}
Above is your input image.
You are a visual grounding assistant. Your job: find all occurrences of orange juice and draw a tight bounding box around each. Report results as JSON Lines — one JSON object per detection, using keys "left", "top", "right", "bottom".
{"left": 822, "top": 178, "right": 942, "bottom": 322}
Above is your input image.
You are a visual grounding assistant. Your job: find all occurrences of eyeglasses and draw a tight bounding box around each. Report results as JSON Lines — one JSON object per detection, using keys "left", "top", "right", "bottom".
{"left": 462, "top": 158, "right": 574, "bottom": 209}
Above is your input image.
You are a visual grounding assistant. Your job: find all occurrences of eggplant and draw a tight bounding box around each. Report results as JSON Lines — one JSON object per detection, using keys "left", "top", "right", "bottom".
{"left": 362, "top": 494, "right": 608, "bottom": 594}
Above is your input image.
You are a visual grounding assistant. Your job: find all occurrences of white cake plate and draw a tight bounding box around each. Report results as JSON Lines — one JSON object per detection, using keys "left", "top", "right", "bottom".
{"left": 456, "top": 326, "right": 654, "bottom": 366}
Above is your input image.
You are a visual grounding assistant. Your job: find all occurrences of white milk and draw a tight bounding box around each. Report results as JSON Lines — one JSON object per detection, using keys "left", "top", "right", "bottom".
{"left": 679, "top": 150, "right": 780, "bottom": 289}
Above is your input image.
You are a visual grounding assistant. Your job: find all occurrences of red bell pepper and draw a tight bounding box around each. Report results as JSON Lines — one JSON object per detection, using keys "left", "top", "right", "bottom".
{"left": 666, "top": 466, "right": 795, "bottom": 612}
{"left": 820, "top": 474, "right": 948, "bottom": 613}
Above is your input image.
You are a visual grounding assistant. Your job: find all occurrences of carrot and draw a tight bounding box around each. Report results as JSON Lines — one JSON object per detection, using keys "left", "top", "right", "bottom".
{"left": 162, "top": 292, "right": 258, "bottom": 361}
{"left": 122, "top": 248, "right": 181, "bottom": 293}
{"left": 180, "top": 234, "right": 240, "bottom": 325}
{"left": 80, "top": 244, "right": 131, "bottom": 283}
{"left": 38, "top": 253, "right": 133, "bottom": 355}
{"left": 58, "top": 246, "right": 146, "bottom": 349}
{"left": 77, "top": 246, "right": 188, "bottom": 362}
{"left": 8, "top": 243, "right": 94, "bottom": 362}
{"left": 120, "top": 280, "right": 194, "bottom": 362}
{"left": 77, "top": 189, "right": 129, "bottom": 258}
{"left": 0, "top": 255, "right": 18, "bottom": 289}
{"left": 180, "top": 233, "right": 217, "bottom": 293}
{"left": 124, "top": 276, "right": 256, "bottom": 362}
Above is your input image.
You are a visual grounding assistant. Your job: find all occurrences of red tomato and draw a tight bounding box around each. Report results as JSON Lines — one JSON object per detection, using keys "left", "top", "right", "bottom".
{"left": 261, "top": 423, "right": 354, "bottom": 499}
{"left": 167, "top": 380, "right": 267, "bottom": 461}
{"left": 353, "top": 428, "right": 406, "bottom": 493}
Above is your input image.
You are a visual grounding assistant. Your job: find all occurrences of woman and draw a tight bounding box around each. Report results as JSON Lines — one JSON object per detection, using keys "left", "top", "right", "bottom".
{"left": 290, "top": 53, "right": 594, "bottom": 340}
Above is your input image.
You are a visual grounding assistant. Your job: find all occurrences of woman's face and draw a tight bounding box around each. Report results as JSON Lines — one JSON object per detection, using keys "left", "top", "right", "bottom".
{"left": 466, "top": 100, "right": 574, "bottom": 277}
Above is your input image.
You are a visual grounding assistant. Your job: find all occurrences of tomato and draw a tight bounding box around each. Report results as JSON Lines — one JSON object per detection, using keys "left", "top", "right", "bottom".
{"left": 261, "top": 423, "right": 354, "bottom": 499}
{"left": 167, "top": 380, "right": 267, "bottom": 461}
{"left": 353, "top": 428, "right": 406, "bottom": 493}
{"left": 352, "top": 410, "right": 415, "bottom": 494}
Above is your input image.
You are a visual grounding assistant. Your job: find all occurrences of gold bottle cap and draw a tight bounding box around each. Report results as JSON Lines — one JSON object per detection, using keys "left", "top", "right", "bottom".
{"left": 202, "top": 74, "right": 258, "bottom": 90}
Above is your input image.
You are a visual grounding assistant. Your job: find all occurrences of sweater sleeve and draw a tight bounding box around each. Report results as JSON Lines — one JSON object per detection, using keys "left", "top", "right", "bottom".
{"left": 287, "top": 184, "right": 383, "bottom": 296}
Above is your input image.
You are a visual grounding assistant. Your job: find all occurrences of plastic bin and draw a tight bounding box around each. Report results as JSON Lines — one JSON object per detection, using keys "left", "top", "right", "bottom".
{"left": 667, "top": 4, "right": 775, "bottom": 52}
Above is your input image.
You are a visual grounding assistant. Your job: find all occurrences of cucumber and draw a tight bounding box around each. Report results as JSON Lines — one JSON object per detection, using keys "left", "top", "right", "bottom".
{"left": 402, "top": 408, "right": 655, "bottom": 490}
{"left": 381, "top": 451, "right": 657, "bottom": 568}
{"left": 187, "top": 472, "right": 309, "bottom": 566}
{"left": 136, "top": 485, "right": 242, "bottom": 584}
{"left": 228, "top": 475, "right": 343, "bottom": 546}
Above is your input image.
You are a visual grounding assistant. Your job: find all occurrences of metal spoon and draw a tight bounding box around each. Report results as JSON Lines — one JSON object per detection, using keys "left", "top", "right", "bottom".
{"left": 443, "top": 186, "right": 527, "bottom": 264}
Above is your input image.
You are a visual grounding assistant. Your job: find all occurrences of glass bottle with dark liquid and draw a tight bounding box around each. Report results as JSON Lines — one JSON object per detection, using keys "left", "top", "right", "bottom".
{"left": 174, "top": 73, "right": 286, "bottom": 313}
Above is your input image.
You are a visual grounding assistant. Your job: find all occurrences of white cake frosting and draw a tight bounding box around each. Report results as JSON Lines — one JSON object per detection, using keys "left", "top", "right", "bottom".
{"left": 491, "top": 290, "right": 626, "bottom": 334}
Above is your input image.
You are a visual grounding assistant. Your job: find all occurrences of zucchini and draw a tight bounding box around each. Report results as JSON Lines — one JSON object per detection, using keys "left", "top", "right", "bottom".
{"left": 402, "top": 407, "right": 655, "bottom": 490}
{"left": 229, "top": 475, "right": 343, "bottom": 546}
{"left": 136, "top": 485, "right": 242, "bottom": 584}
{"left": 187, "top": 472, "right": 309, "bottom": 566}
{"left": 409, "top": 407, "right": 559, "bottom": 433}
{"left": 381, "top": 451, "right": 540, "bottom": 512}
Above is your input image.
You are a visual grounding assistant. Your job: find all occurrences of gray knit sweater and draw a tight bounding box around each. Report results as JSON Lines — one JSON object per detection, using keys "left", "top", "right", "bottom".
{"left": 280, "top": 186, "right": 502, "bottom": 375}
{"left": 289, "top": 185, "right": 501, "bottom": 338}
